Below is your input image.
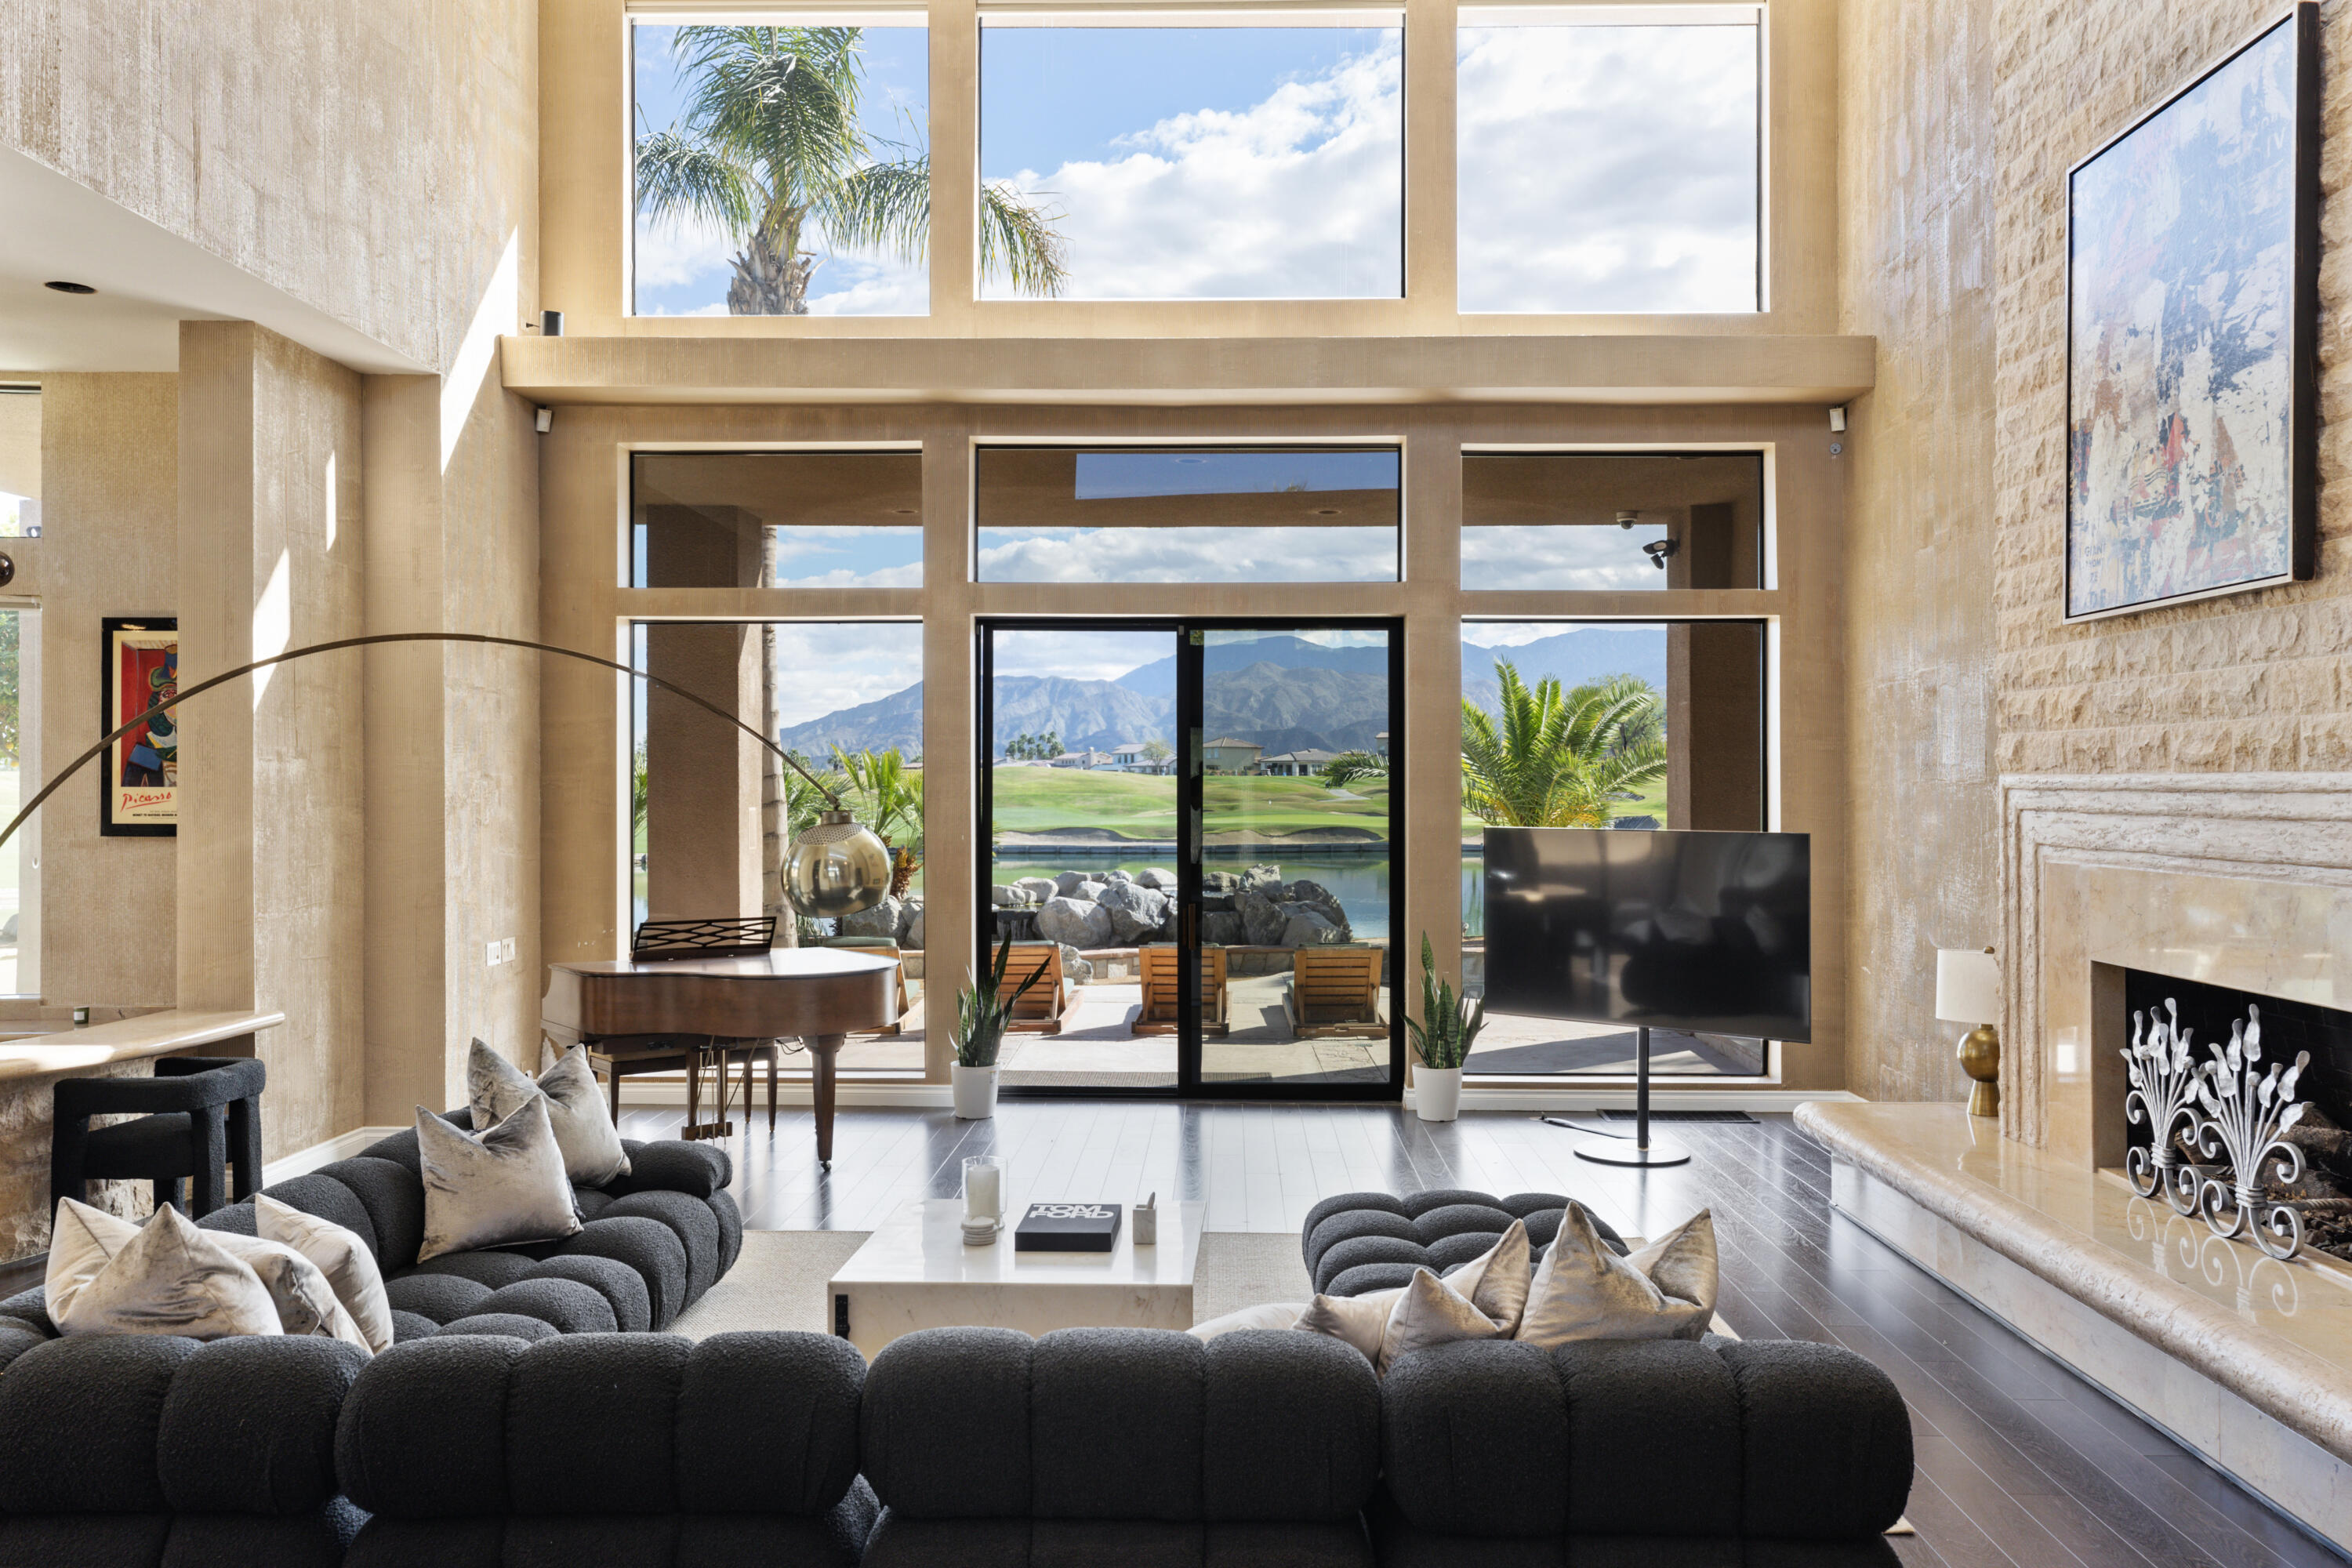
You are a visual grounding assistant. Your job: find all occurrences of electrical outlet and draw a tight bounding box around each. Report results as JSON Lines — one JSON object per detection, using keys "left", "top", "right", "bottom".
{"left": 486, "top": 940, "right": 503, "bottom": 967}
{"left": 500, "top": 937, "right": 517, "bottom": 964}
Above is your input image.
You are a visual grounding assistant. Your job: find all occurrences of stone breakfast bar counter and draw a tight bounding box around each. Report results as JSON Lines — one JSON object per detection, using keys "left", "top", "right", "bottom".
{"left": 0, "top": 1008, "right": 283, "bottom": 1262}
{"left": 1799, "top": 1099, "right": 2352, "bottom": 1549}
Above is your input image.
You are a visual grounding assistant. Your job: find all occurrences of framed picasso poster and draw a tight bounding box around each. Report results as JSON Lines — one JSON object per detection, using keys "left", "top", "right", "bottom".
{"left": 2064, "top": 4, "right": 2319, "bottom": 622}
{"left": 101, "top": 616, "right": 176, "bottom": 837}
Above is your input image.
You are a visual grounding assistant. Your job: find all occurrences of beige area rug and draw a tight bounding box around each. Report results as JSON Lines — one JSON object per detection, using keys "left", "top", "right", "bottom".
{"left": 670, "top": 1229, "right": 1312, "bottom": 1340}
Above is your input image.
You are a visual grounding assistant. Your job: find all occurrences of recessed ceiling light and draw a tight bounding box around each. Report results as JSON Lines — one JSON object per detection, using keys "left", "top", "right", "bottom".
{"left": 1314, "top": 507, "right": 1341, "bottom": 516}
{"left": 892, "top": 507, "right": 917, "bottom": 516}
{"left": 43, "top": 281, "right": 96, "bottom": 295}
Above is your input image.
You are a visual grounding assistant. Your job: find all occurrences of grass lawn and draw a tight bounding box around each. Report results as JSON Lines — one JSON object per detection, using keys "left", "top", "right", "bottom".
{"left": 984, "top": 768, "right": 1670, "bottom": 841}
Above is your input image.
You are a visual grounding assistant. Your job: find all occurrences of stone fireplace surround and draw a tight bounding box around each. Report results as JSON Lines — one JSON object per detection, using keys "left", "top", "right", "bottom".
{"left": 1802, "top": 772, "right": 2352, "bottom": 1551}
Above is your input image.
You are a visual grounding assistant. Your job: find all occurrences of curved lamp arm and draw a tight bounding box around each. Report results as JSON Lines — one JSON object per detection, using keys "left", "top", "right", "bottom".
{"left": 0, "top": 630, "right": 849, "bottom": 855}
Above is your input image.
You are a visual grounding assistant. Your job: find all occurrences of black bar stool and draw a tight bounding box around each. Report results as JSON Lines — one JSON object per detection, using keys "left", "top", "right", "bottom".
{"left": 49, "top": 1056, "right": 267, "bottom": 1219}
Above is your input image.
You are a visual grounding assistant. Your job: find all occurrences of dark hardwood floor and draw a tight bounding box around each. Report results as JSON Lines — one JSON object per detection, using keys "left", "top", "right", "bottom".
{"left": 622, "top": 1098, "right": 2348, "bottom": 1568}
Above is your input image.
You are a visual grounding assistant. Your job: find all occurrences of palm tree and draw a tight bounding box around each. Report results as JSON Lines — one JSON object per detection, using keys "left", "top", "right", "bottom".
{"left": 1318, "top": 750, "right": 1388, "bottom": 789}
{"left": 636, "top": 25, "right": 1068, "bottom": 314}
{"left": 833, "top": 746, "right": 924, "bottom": 897}
{"left": 1460, "top": 661, "right": 1667, "bottom": 828}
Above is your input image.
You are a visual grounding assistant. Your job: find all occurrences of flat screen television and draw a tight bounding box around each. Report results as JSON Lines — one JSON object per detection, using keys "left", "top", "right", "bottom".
{"left": 1483, "top": 827, "right": 1812, "bottom": 1044}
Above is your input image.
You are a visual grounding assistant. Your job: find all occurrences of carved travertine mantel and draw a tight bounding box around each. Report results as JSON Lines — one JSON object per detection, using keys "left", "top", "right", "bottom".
{"left": 1998, "top": 772, "right": 2352, "bottom": 1153}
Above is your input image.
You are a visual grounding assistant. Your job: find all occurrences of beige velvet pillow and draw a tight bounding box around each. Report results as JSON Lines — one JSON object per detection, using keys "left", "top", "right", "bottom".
{"left": 1515, "top": 1205, "right": 1717, "bottom": 1348}
{"left": 467, "top": 1039, "right": 630, "bottom": 1187}
{"left": 45, "top": 1200, "right": 282, "bottom": 1341}
{"left": 1295, "top": 1285, "right": 1406, "bottom": 1361}
{"left": 416, "top": 1098, "right": 583, "bottom": 1262}
{"left": 1188, "top": 1301, "right": 1305, "bottom": 1341}
{"left": 1377, "top": 1268, "right": 1505, "bottom": 1372}
{"left": 208, "top": 1229, "right": 372, "bottom": 1353}
{"left": 256, "top": 1193, "right": 394, "bottom": 1354}
{"left": 1441, "top": 1218, "right": 1533, "bottom": 1335}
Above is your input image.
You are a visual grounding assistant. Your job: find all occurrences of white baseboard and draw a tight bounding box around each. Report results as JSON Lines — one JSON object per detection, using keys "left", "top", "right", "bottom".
{"left": 1421, "top": 1087, "right": 1867, "bottom": 1113}
{"left": 262, "top": 1127, "right": 405, "bottom": 1185}
{"left": 616, "top": 1081, "right": 954, "bottom": 1109}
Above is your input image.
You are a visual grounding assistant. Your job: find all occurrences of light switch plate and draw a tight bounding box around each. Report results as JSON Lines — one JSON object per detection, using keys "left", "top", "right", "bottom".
{"left": 486, "top": 940, "right": 503, "bottom": 967}
{"left": 500, "top": 937, "right": 517, "bottom": 964}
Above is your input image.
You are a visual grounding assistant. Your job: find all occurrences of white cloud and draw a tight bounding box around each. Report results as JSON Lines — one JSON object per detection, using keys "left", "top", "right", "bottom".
{"left": 978, "top": 526, "right": 1396, "bottom": 583}
{"left": 633, "top": 212, "right": 927, "bottom": 317}
{"left": 1460, "top": 524, "right": 1668, "bottom": 591}
{"left": 984, "top": 39, "right": 1403, "bottom": 300}
{"left": 1457, "top": 24, "right": 1759, "bottom": 313}
{"left": 634, "top": 211, "right": 739, "bottom": 292}
{"left": 769, "top": 622, "right": 924, "bottom": 729}
{"left": 994, "top": 629, "right": 1174, "bottom": 684}
{"left": 1464, "top": 622, "right": 1609, "bottom": 648}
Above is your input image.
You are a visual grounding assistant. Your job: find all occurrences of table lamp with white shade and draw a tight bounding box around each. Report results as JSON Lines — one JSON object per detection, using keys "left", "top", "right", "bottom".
{"left": 1936, "top": 948, "right": 2002, "bottom": 1117}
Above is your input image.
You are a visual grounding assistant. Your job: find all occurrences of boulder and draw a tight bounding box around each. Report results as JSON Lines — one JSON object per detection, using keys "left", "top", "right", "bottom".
{"left": 903, "top": 906, "right": 925, "bottom": 949}
{"left": 1201, "top": 871, "right": 1240, "bottom": 896}
{"left": 1280, "top": 908, "right": 1345, "bottom": 947}
{"left": 1078, "top": 881, "right": 1108, "bottom": 904}
{"left": 1036, "top": 895, "right": 1113, "bottom": 949}
{"left": 1239, "top": 864, "right": 1284, "bottom": 898}
{"left": 1097, "top": 881, "right": 1169, "bottom": 944}
{"left": 1239, "top": 891, "right": 1288, "bottom": 947}
{"left": 991, "top": 884, "right": 1021, "bottom": 908}
{"left": 1015, "top": 877, "right": 1058, "bottom": 903}
{"left": 1202, "top": 910, "right": 1247, "bottom": 947}
{"left": 1054, "top": 870, "right": 1093, "bottom": 896}
{"left": 1060, "top": 944, "right": 1094, "bottom": 985}
{"left": 1137, "top": 867, "right": 1178, "bottom": 891}
{"left": 840, "top": 895, "right": 902, "bottom": 940}
{"left": 1288, "top": 879, "right": 1338, "bottom": 909}
{"left": 1102, "top": 869, "right": 1131, "bottom": 884}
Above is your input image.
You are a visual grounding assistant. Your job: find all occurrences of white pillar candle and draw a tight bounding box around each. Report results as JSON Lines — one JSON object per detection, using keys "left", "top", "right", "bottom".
{"left": 964, "top": 1158, "right": 1003, "bottom": 1222}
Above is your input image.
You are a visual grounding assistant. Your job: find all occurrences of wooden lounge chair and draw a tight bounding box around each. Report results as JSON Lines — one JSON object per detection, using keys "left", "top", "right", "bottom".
{"left": 1284, "top": 945, "right": 1388, "bottom": 1038}
{"left": 820, "top": 936, "right": 909, "bottom": 1036}
{"left": 1132, "top": 944, "right": 1229, "bottom": 1036}
{"left": 999, "top": 942, "right": 1076, "bottom": 1034}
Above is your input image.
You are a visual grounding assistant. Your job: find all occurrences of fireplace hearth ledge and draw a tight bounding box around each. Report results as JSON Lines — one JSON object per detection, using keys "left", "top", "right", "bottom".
{"left": 1800, "top": 1098, "right": 2352, "bottom": 1547}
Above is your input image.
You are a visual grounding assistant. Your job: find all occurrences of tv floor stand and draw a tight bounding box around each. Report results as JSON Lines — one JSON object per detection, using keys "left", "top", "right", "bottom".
{"left": 1570, "top": 1026, "right": 1691, "bottom": 1168}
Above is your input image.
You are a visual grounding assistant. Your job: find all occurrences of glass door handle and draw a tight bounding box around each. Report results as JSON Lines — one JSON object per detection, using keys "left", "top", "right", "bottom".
{"left": 1182, "top": 904, "right": 1198, "bottom": 947}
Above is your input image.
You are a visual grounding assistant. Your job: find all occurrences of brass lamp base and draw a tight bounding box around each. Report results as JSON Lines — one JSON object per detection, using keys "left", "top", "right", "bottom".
{"left": 1958, "top": 1024, "right": 2000, "bottom": 1117}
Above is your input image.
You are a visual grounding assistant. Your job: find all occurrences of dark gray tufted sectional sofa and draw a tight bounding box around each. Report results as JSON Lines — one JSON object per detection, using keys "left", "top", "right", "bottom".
{"left": 0, "top": 1328, "right": 1913, "bottom": 1566}
{"left": 0, "top": 1117, "right": 742, "bottom": 1350}
{"left": 1302, "top": 1187, "right": 1628, "bottom": 1297}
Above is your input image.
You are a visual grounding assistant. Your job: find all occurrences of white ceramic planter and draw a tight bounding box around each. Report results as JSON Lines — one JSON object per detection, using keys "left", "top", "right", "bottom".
{"left": 952, "top": 1062, "right": 1000, "bottom": 1120}
{"left": 1415, "top": 1065, "right": 1464, "bottom": 1123}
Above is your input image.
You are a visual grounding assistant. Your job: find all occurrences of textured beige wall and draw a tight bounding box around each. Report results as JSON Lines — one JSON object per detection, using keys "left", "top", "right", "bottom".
{"left": 1836, "top": 0, "right": 1999, "bottom": 1103}
{"left": 177, "top": 321, "right": 367, "bottom": 1158}
{"left": 1993, "top": 0, "right": 2352, "bottom": 774}
{"left": 1, "top": 0, "right": 538, "bottom": 370}
{"left": 34, "top": 374, "right": 178, "bottom": 1011}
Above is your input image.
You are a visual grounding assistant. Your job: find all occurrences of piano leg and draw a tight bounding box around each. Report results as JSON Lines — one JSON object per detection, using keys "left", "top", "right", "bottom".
{"left": 808, "top": 1033, "right": 845, "bottom": 1167}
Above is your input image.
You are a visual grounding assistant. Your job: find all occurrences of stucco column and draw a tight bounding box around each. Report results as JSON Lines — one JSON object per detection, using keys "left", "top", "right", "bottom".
{"left": 176, "top": 321, "right": 366, "bottom": 1158}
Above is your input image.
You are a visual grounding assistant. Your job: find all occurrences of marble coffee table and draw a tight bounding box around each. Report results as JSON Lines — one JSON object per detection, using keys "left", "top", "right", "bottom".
{"left": 826, "top": 1199, "right": 1205, "bottom": 1359}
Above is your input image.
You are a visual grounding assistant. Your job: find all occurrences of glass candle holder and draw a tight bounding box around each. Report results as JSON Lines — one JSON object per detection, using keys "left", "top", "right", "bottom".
{"left": 962, "top": 1155, "right": 1005, "bottom": 1229}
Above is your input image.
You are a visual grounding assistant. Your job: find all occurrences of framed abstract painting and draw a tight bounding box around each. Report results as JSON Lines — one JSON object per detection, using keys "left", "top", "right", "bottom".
{"left": 100, "top": 616, "right": 176, "bottom": 837}
{"left": 2065, "top": 4, "right": 2319, "bottom": 622}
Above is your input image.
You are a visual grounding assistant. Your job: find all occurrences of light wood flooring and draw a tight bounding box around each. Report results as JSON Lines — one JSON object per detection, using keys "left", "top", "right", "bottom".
{"left": 619, "top": 1097, "right": 2350, "bottom": 1568}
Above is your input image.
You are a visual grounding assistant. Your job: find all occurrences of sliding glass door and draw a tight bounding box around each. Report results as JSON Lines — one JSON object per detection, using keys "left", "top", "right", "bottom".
{"left": 978, "top": 619, "right": 1403, "bottom": 1098}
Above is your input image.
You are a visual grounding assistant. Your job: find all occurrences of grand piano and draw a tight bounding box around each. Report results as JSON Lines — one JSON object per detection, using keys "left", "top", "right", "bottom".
{"left": 542, "top": 928, "right": 899, "bottom": 1167}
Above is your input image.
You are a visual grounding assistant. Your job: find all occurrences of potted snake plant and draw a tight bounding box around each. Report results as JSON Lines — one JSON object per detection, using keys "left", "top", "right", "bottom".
{"left": 952, "top": 939, "right": 1043, "bottom": 1119}
{"left": 1404, "top": 933, "right": 1486, "bottom": 1122}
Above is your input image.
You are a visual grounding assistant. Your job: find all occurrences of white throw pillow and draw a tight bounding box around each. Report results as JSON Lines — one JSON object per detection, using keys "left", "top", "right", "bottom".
{"left": 45, "top": 1200, "right": 281, "bottom": 1341}
{"left": 1188, "top": 1301, "right": 1305, "bottom": 1341}
{"left": 256, "top": 1193, "right": 394, "bottom": 1353}
{"left": 416, "top": 1099, "right": 584, "bottom": 1263}
{"left": 468, "top": 1038, "right": 630, "bottom": 1187}
{"left": 1377, "top": 1268, "right": 1505, "bottom": 1373}
{"left": 1295, "top": 1284, "right": 1406, "bottom": 1361}
{"left": 1515, "top": 1205, "right": 1717, "bottom": 1348}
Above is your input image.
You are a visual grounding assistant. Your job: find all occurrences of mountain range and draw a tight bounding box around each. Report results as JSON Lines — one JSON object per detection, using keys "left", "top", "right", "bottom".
{"left": 779, "top": 629, "right": 1668, "bottom": 758}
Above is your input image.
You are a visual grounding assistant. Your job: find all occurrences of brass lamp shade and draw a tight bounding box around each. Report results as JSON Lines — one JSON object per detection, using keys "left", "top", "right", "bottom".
{"left": 786, "top": 810, "right": 893, "bottom": 918}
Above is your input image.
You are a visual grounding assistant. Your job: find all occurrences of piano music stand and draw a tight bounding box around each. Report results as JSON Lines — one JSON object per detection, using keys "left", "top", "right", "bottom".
{"left": 622, "top": 916, "right": 780, "bottom": 1141}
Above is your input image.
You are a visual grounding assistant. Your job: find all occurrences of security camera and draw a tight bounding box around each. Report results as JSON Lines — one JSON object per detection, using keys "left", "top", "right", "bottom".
{"left": 1642, "top": 538, "right": 1680, "bottom": 571}
{"left": 1616, "top": 510, "right": 1639, "bottom": 530}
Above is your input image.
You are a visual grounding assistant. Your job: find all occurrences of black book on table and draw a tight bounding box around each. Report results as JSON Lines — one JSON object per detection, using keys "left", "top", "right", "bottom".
{"left": 1014, "top": 1202, "right": 1123, "bottom": 1253}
